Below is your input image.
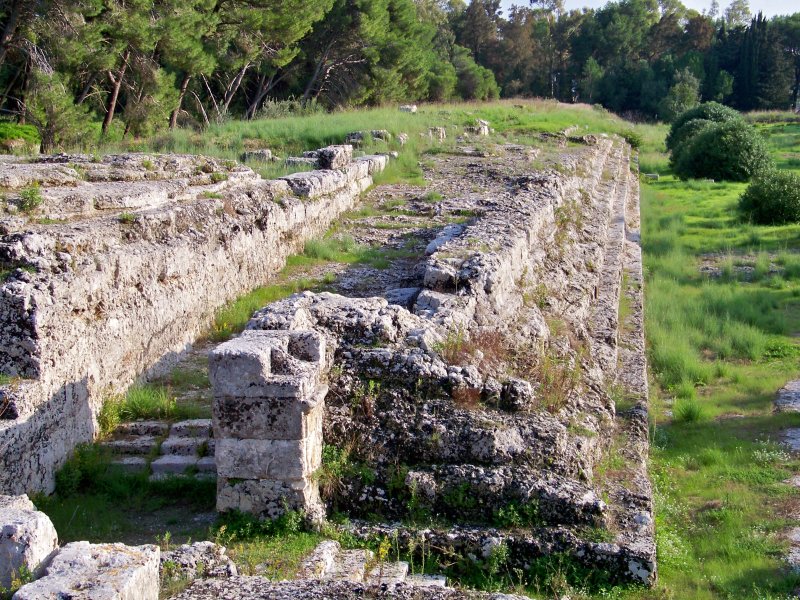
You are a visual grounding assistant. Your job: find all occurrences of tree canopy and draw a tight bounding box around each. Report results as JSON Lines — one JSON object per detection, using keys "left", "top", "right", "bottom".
{"left": 0, "top": 0, "right": 797, "bottom": 149}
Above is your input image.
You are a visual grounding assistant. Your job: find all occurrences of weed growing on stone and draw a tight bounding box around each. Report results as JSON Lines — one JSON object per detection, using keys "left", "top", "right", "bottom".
{"left": 18, "top": 183, "right": 43, "bottom": 213}
{"left": 118, "top": 211, "right": 136, "bottom": 224}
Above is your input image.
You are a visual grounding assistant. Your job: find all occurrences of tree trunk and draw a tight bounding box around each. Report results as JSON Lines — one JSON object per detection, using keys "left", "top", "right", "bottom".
{"left": 220, "top": 64, "right": 248, "bottom": 116}
{"left": 302, "top": 43, "right": 333, "bottom": 105}
{"left": 0, "top": 0, "right": 23, "bottom": 68}
{"left": 76, "top": 72, "right": 99, "bottom": 105}
{"left": 101, "top": 49, "right": 130, "bottom": 135}
{"left": 245, "top": 72, "right": 269, "bottom": 119}
{"left": 169, "top": 72, "right": 192, "bottom": 129}
{"left": 192, "top": 91, "right": 210, "bottom": 128}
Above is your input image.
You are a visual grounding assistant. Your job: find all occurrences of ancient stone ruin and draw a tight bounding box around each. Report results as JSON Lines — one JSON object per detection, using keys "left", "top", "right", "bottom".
{"left": 1, "top": 122, "right": 654, "bottom": 597}
{"left": 0, "top": 147, "right": 386, "bottom": 494}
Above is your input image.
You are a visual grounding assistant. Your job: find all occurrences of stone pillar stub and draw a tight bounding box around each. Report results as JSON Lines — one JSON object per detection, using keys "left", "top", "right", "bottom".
{"left": 210, "top": 330, "right": 326, "bottom": 523}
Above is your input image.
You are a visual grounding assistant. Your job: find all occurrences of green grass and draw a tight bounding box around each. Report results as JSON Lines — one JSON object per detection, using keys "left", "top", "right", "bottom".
{"left": 633, "top": 115, "right": 800, "bottom": 600}
{"left": 99, "top": 384, "right": 207, "bottom": 434}
{"left": 34, "top": 444, "right": 216, "bottom": 543}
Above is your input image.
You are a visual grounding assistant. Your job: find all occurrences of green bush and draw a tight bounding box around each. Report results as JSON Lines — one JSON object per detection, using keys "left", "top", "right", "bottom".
{"left": 739, "top": 169, "right": 800, "bottom": 225}
{"left": 666, "top": 101, "right": 742, "bottom": 152}
{"left": 667, "top": 118, "right": 713, "bottom": 168}
{"left": 673, "top": 120, "right": 771, "bottom": 182}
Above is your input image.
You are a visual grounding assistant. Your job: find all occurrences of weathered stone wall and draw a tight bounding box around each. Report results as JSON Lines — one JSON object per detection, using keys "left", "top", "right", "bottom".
{"left": 0, "top": 150, "right": 387, "bottom": 495}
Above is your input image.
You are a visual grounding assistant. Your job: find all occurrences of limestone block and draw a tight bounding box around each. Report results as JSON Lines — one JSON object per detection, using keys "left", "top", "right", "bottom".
{"left": 216, "top": 478, "right": 322, "bottom": 519}
{"left": 397, "top": 133, "right": 409, "bottom": 145}
{"left": 161, "top": 542, "right": 237, "bottom": 581}
{"left": 208, "top": 330, "right": 324, "bottom": 399}
{"left": 0, "top": 495, "right": 58, "bottom": 589}
{"left": 317, "top": 145, "right": 352, "bottom": 170}
{"left": 399, "top": 104, "right": 417, "bottom": 113}
{"left": 355, "top": 155, "right": 388, "bottom": 175}
{"left": 214, "top": 385, "right": 326, "bottom": 440}
{"left": 13, "top": 542, "right": 159, "bottom": 600}
{"left": 215, "top": 432, "right": 321, "bottom": 480}
{"left": 370, "top": 130, "right": 392, "bottom": 142}
{"left": 241, "top": 149, "right": 272, "bottom": 162}
{"left": 280, "top": 170, "right": 348, "bottom": 199}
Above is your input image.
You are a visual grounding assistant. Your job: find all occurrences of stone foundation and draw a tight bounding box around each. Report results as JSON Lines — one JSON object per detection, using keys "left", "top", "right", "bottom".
{"left": 0, "top": 150, "right": 387, "bottom": 494}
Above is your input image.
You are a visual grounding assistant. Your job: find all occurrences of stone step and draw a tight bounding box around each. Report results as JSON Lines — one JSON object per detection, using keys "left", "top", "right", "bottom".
{"left": 401, "top": 465, "right": 605, "bottom": 527}
{"left": 366, "top": 561, "right": 409, "bottom": 586}
{"left": 160, "top": 436, "right": 213, "bottom": 457}
{"left": 100, "top": 436, "right": 158, "bottom": 456}
{"left": 115, "top": 420, "right": 169, "bottom": 437}
{"left": 170, "top": 418, "right": 213, "bottom": 438}
{"left": 325, "top": 549, "right": 374, "bottom": 583}
{"left": 110, "top": 456, "right": 148, "bottom": 474}
{"left": 150, "top": 454, "right": 217, "bottom": 480}
{"left": 405, "top": 574, "right": 448, "bottom": 588}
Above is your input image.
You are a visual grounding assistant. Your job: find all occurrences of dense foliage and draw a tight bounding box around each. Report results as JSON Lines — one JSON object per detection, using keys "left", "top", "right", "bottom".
{"left": 0, "top": 0, "right": 797, "bottom": 149}
{"left": 672, "top": 116, "right": 771, "bottom": 181}
{"left": 739, "top": 169, "right": 800, "bottom": 224}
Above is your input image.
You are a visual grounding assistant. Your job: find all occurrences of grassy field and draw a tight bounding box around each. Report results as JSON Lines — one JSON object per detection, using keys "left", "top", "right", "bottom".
{"left": 633, "top": 120, "right": 800, "bottom": 600}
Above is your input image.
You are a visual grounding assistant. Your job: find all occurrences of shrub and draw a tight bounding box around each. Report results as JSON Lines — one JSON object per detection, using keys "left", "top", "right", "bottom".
{"left": 667, "top": 118, "right": 713, "bottom": 168}
{"left": 18, "top": 184, "right": 43, "bottom": 213}
{"left": 666, "top": 101, "right": 742, "bottom": 152}
{"left": 673, "top": 120, "right": 771, "bottom": 182}
{"left": 739, "top": 169, "right": 800, "bottom": 225}
{"left": 673, "top": 397, "right": 705, "bottom": 423}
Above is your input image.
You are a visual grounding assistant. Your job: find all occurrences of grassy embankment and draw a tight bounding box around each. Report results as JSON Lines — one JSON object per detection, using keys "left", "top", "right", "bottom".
{"left": 631, "top": 116, "right": 800, "bottom": 600}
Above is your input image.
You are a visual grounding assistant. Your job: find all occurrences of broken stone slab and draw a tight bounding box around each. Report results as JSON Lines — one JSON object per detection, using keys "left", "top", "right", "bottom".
{"left": 241, "top": 149, "right": 272, "bottom": 163}
{"left": 399, "top": 104, "right": 417, "bottom": 113}
{"left": 299, "top": 540, "right": 341, "bottom": 579}
{"left": 13, "top": 542, "right": 159, "bottom": 600}
{"left": 0, "top": 495, "right": 58, "bottom": 589}
{"left": 398, "top": 133, "right": 409, "bottom": 146}
{"left": 215, "top": 435, "right": 321, "bottom": 480}
{"left": 214, "top": 386, "right": 325, "bottom": 440}
{"left": 366, "top": 561, "right": 409, "bottom": 585}
{"left": 317, "top": 145, "right": 353, "bottom": 170}
{"left": 405, "top": 574, "right": 448, "bottom": 588}
{"left": 161, "top": 542, "right": 237, "bottom": 581}
{"left": 425, "top": 224, "right": 465, "bottom": 255}
{"left": 285, "top": 156, "right": 318, "bottom": 168}
{"left": 776, "top": 380, "right": 800, "bottom": 412}
{"left": 208, "top": 330, "right": 325, "bottom": 399}
{"left": 324, "top": 549, "right": 373, "bottom": 582}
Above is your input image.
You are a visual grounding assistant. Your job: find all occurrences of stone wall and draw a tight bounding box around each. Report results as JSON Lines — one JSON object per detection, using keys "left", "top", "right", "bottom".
{"left": 0, "top": 149, "right": 387, "bottom": 495}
